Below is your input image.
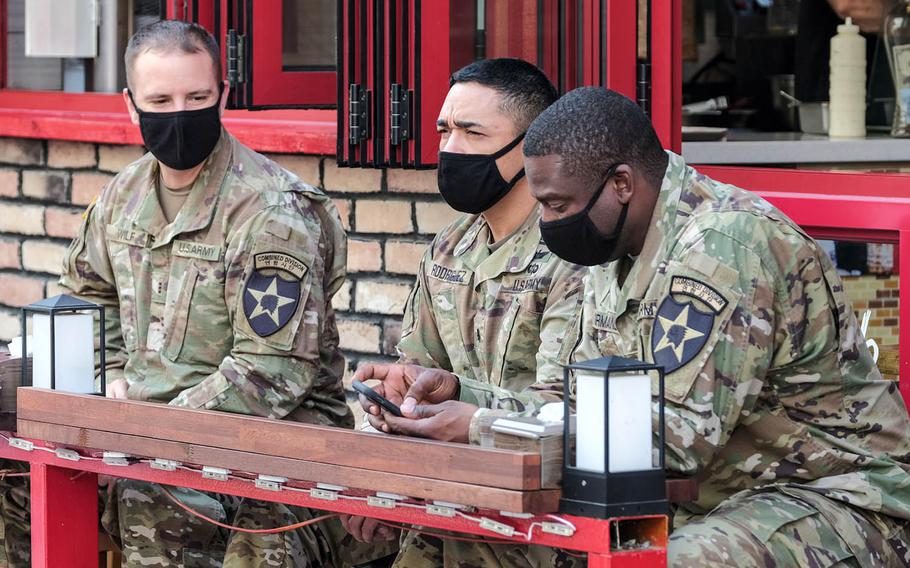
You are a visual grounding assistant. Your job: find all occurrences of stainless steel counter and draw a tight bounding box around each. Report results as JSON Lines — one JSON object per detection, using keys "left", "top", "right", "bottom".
{"left": 682, "top": 131, "right": 910, "bottom": 165}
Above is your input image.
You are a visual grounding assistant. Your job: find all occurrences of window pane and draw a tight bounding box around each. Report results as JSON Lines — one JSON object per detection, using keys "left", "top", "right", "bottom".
{"left": 5, "top": 0, "right": 163, "bottom": 92}
{"left": 820, "top": 240, "right": 899, "bottom": 379}
{"left": 447, "top": 0, "right": 578, "bottom": 94}
{"left": 282, "top": 0, "right": 336, "bottom": 71}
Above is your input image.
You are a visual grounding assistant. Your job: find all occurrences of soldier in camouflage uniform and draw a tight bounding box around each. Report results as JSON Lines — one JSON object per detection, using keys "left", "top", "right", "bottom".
{"left": 511, "top": 86, "right": 910, "bottom": 566}
{"left": 345, "top": 59, "right": 585, "bottom": 567}
{"left": 0, "top": 20, "right": 386, "bottom": 568}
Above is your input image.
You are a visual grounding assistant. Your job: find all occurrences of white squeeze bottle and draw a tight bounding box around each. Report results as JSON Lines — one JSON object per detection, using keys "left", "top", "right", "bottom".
{"left": 829, "top": 17, "right": 866, "bottom": 138}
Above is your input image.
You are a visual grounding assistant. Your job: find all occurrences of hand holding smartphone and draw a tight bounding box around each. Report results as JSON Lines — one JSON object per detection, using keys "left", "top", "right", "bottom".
{"left": 352, "top": 380, "right": 403, "bottom": 417}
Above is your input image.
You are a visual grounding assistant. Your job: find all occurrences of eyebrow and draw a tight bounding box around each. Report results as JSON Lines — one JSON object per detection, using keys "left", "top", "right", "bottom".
{"left": 436, "top": 118, "right": 484, "bottom": 130}
{"left": 144, "top": 89, "right": 214, "bottom": 100}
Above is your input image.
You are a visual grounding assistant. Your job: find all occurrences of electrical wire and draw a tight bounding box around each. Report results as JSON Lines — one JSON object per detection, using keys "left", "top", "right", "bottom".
{"left": 160, "top": 484, "right": 339, "bottom": 534}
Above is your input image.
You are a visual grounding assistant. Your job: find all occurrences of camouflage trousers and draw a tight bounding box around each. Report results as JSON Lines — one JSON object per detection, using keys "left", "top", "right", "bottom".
{"left": 391, "top": 529, "right": 582, "bottom": 568}
{"left": 105, "top": 479, "right": 396, "bottom": 567}
{"left": 0, "top": 459, "right": 30, "bottom": 567}
{"left": 0, "top": 468, "right": 395, "bottom": 567}
{"left": 669, "top": 485, "right": 910, "bottom": 567}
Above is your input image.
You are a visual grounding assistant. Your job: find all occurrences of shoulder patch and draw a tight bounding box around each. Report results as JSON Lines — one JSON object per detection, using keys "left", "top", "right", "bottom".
{"left": 670, "top": 276, "right": 727, "bottom": 314}
{"left": 651, "top": 296, "right": 713, "bottom": 373}
{"left": 427, "top": 262, "right": 470, "bottom": 285}
{"left": 242, "top": 271, "right": 301, "bottom": 337}
{"left": 254, "top": 252, "right": 308, "bottom": 280}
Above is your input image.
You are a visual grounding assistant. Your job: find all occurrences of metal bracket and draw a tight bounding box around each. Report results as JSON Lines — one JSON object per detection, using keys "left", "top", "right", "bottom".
{"left": 390, "top": 84, "right": 411, "bottom": 146}
{"left": 349, "top": 84, "right": 371, "bottom": 144}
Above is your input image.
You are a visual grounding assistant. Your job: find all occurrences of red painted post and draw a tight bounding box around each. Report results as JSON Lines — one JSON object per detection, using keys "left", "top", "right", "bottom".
{"left": 30, "top": 464, "right": 98, "bottom": 568}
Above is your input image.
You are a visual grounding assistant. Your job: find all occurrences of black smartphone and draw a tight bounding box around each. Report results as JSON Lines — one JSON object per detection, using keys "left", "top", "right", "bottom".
{"left": 351, "top": 380, "right": 403, "bottom": 417}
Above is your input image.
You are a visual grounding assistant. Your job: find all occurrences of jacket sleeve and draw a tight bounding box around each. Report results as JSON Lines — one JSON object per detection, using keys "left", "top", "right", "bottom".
{"left": 58, "top": 193, "right": 128, "bottom": 384}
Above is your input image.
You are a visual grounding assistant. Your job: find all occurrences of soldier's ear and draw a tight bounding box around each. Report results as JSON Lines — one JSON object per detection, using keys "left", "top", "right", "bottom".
{"left": 613, "top": 164, "right": 635, "bottom": 204}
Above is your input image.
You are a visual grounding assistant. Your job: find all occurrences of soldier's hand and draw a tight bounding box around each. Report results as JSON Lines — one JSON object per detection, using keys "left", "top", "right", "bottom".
{"left": 383, "top": 400, "right": 477, "bottom": 443}
{"left": 106, "top": 378, "right": 129, "bottom": 399}
{"left": 339, "top": 514, "right": 397, "bottom": 543}
{"left": 353, "top": 364, "right": 459, "bottom": 434}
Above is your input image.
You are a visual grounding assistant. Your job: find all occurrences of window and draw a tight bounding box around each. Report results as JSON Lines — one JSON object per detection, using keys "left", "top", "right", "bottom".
{"left": 3, "top": 0, "right": 163, "bottom": 93}
{"left": 338, "top": 0, "right": 636, "bottom": 169}
{"left": 225, "top": 0, "right": 337, "bottom": 109}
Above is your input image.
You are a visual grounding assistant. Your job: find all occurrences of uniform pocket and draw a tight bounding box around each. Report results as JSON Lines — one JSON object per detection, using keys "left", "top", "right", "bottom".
{"left": 494, "top": 299, "right": 541, "bottom": 388}
{"left": 162, "top": 264, "right": 199, "bottom": 361}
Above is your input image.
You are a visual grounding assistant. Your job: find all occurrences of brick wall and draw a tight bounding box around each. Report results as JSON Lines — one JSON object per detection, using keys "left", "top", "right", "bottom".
{"left": 842, "top": 274, "right": 900, "bottom": 348}
{"left": 0, "top": 136, "right": 459, "bottom": 379}
{"left": 1, "top": 137, "right": 900, "bottom": 376}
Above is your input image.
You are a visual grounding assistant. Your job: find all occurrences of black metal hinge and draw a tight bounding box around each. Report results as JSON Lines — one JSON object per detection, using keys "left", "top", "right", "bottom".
{"left": 349, "top": 84, "right": 371, "bottom": 144}
{"left": 390, "top": 84, "right": 411, "bottom": 146}
{"left": 637, "top": 62, "right": 650, "bottom": 116}
{"left": 227, "top": 29, "right": 246, "bottom": 88}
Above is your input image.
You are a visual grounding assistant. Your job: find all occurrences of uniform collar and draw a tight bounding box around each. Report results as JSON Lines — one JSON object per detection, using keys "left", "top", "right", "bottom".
{"left": 598, "top": 151, "right": 688, "bottom": 312}
{"left": 473, "top": 206, "right": 543, "bottom": 286}
{"left": 133, "top": 129, "right": 233, "bottom": 248}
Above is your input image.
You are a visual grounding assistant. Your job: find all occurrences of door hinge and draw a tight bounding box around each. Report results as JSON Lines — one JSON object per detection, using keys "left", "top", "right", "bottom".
{"left": 349, "top": 83, "right": 371, "bottom": 144}
{"left": 227, "top": 29, "right": 246, "bottom": 88}
{"left": 637, "top": 62, "right": 650, "bottom": 115}
{"left": 390, "top": 84, "right": 411, "bottom": 146}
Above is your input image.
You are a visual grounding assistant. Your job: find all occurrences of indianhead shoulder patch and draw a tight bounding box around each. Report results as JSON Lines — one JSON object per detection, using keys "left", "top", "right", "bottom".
{"left": 651, "top": 296, "right": 714, "bottom": 374}
{"left": 242, "top": 252, "right": 306, "bottom": 337}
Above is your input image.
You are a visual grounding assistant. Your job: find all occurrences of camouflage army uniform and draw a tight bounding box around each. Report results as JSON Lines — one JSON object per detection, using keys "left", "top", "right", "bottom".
{"left": 392, "top": 208, "right": 585, "bottom": 567}
{"left": 47, "top": 130, "right": 356, "bottom": 567}
{"left": 466, "top": 152, "right": 910, "bottom": 566}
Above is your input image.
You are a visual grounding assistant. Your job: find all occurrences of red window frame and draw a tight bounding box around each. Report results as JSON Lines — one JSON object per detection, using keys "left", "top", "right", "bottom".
{"left": 646, "top": 0, "right": 910, "bottom": 406}
{"left": 224, "top": 1, "right": 337, "bottom": 109}
{"left": 0, "top": 0, "right": 337, "bottom": 153}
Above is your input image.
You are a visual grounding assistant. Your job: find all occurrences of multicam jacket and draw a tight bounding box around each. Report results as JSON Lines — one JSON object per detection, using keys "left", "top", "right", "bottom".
{"left": 396, "top": 208, "right": 585, "bottom": 443}
{"left": 60, "top": 131, "right": 352, "bottom": 427}
{"left": 571, "top": 151, "right": 910, "bottom": 520}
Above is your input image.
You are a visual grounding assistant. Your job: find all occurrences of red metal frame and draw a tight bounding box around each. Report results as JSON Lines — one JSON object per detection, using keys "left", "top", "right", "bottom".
{"left": 249, "top": 1, "right": 336, "bottom": 107}
{"left": 0, "top": 439, "right": 667, "bottom": 568}
{"left": 603, "top": 0, "right": 636, "bottom": 98}
{"left": 650, "top": 0, "right": 682, "bottom": 153}
{"left": 167, "top": 0, "right": 217, "bottom": 32}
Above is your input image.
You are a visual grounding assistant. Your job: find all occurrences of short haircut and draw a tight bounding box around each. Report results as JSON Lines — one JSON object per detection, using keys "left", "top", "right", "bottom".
{"left": 450, "top": 58, "right": 558, "bottom": 133}
{"left": 524, "top": 87, "right": 668, "bottom": 188}
{"left": 125, "top": 20, "right": 221, "bottom": 90}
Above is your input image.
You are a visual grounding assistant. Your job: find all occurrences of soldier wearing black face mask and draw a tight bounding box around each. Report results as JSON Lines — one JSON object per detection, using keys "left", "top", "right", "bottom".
{"left": 524, "top": 87, "right": 910, "bottom": 567}
{"left": 0, "top": 19, "right": 396, "bottom": 568}
{"left": 340, "top": 58, "right": 587, "bottom": 568}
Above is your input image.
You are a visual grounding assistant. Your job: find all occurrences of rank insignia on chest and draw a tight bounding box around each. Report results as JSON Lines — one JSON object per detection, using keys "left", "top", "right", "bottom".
{"left": 242, "top": 258, "right": 303, "bottom": 337}
{"left": 650, "top": 296, "right": 713, "bottom": 373}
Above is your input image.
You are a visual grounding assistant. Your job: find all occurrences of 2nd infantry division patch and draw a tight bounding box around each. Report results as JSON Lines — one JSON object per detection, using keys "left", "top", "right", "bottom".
{"left": 651, "top": 296, "right": 714, "bottom": 374}
{"left": 243, "top": 252, "right": 306, "bottom": 337}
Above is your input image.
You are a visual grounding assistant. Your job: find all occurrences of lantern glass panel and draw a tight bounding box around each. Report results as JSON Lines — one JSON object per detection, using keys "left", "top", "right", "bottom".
{"left": 32, "top": 312, "right": 95, "bottom": 393}
{"left": 575, "top": 369, "right": 656, "bottom": 474}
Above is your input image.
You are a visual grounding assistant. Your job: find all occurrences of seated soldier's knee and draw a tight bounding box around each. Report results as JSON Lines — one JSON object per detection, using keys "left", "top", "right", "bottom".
{"left": 668, "top": 516, "right": 769, "bottom": 568}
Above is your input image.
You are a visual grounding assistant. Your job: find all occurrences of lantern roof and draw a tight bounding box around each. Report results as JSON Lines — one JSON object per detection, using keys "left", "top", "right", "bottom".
{"left": 25, "top": 294, "right": 100, "bottom": 312}
{"left": 565, "top": 355, "right": 659, "bottom": 374}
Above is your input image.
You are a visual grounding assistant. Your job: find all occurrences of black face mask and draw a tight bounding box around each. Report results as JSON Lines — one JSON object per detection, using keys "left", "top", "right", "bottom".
{"left": 437, "top": 133, "right": 526, "bottom": 214}
{"left": 539, "top": 165, "right": 629, "bottom": 266}
{"left": 128, "top": 88, "right": 223, "bottom": 171}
